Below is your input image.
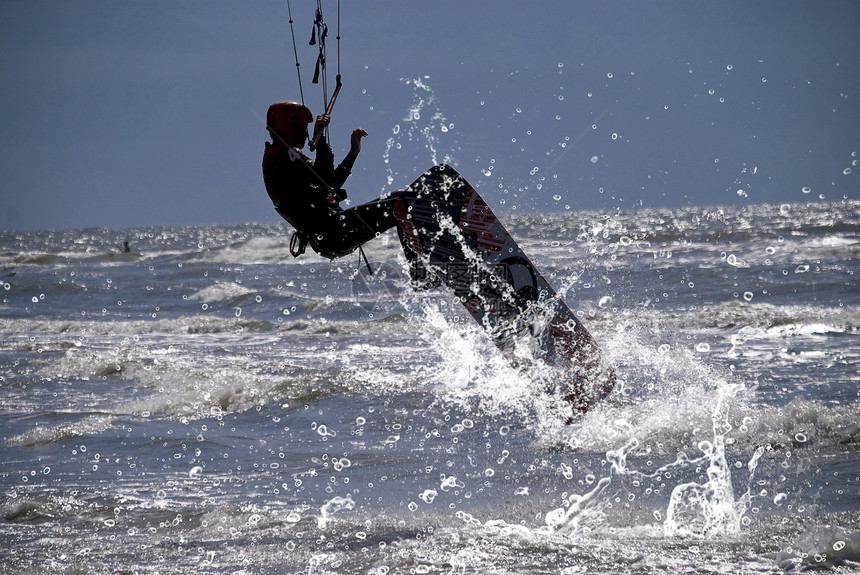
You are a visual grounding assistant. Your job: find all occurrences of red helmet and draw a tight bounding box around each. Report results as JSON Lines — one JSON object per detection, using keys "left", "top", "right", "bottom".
{"left": 266, "top": 101, "right": 313, "bottom": 142}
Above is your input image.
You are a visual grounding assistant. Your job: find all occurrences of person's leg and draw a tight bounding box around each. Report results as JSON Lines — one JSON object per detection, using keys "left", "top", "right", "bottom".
{"left": 311, "top": 194, "right": 440, "bottom": 289}
{"left": 335, "top": 197, "right": 400, "bottom": 247}
{"left": 310, "top": 196, "right": 399, "bottom": 254}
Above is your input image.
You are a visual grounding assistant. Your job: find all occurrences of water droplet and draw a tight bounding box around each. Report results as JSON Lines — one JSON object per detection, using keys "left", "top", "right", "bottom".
{"left": 598, "top": 296, "right": 612, "bottom": 308}
{"left": 726, "top": 64, "right": 733, "bottom": 70}
{"left": 743, "top": 291, "right": 754, "bottom": 301}
{"left": 802, "top": 186, "right": 812, "bottom": 194}
{"left": 833, "top": 540, "right": 846, "bottom": 551}
{"left": 419, "top": 489, "right": 437, "bottom": 504}
{"left": 726, "top": 254, "right": 747, "bottom": 268}
{"left": 695, "top": 343, "right": 711, "bottom": 353}
{"left": 794, "top": 432, "right": 807, "bottom": 443}
{"left": 590, "top": 156, "right": 599, "bottom": 164}
{"left": 189, "top": 466, "right": 203, "bottom": 478}
{"left": 844, "top": 167, "right": 853, "bottom": 175}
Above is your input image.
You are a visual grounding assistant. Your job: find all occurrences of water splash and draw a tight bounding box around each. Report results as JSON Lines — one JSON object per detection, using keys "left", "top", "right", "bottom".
{"left": 318, "top": 494, "right": 355, "bottom": 529}
{"left": 545, "top": 382, "right": 764, "bottom": 540}
{"left": 662, "top": 384, "right": 763, "bottom": 539}
{"left": 382, "top": 77, "right": 457, "bottom": 188}
{"left": 545, "top": 476, "right": 612, "bottom": 534}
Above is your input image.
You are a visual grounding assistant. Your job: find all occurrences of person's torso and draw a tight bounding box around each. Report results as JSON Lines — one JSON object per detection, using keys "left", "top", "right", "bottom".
{"left": 262, "top": 142, "right": 338, "bottom": 231}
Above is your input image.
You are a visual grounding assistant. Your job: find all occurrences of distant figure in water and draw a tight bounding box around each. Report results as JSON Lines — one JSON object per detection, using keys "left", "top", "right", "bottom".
{"left": 261, "top": 101, "right": 438, "bottom": 288}
{"left": 122, "top": 241, "right": 131, "bottom": 253}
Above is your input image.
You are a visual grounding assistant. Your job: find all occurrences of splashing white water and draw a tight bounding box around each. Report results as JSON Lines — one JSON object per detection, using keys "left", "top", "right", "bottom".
{"left": 382, "top": 77, "right": 457, "bottom": 188}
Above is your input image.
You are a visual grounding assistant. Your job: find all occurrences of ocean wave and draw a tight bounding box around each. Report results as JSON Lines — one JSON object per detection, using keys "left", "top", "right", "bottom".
{"left": 577, "top": 301, "right": 858, "bottom": 337}
{"left": 689, "top": 302, "right": 858, "bottom": 333}
{"left": 188, "top": 281, "right": 256, "bottom": 304}
{"left": 1, "top": 312, "right": 415, "bottom": 342}
{"left": 2, "top": 316, "right": 278, "bottom": 337}
{"left": 563, "top": 392, "right": 860, "bottom": 457}
{"left": 191, "top": 235, "right": 297, "bottom": 265}
{"left": 7, "top": 413, "right": 115, "bottom": 447}
{"left": 4, "top": 250, "right": 151, "bottom": 268}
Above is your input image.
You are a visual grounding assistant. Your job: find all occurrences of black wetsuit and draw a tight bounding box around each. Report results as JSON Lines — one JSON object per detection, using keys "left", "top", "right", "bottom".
{"left": 262, "top": 138, "right": 404, "bottom": 259}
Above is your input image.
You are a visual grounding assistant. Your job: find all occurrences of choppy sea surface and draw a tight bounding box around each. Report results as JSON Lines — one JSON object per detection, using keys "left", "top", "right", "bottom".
{"left": 1, "top": 199, "right": 858, "bottom": 574}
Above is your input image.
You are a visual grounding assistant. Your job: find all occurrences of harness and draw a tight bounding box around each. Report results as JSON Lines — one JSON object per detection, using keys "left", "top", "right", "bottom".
{"left": 289, "top": 228, "right": 309, "bottom": 257}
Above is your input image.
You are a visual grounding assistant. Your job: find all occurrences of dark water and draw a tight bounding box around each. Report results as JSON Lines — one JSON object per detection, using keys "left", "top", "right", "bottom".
{"left": 1, "top": 200, "right": 859, "bottom": 574}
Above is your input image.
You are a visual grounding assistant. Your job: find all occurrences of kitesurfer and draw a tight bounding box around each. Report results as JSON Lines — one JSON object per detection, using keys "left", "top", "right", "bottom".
{"left": 262, "top": 100, "right": 439, "bottom": 288}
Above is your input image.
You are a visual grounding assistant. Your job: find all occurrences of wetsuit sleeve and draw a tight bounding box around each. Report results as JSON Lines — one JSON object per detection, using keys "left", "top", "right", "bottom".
{"left": 333, "top": 150, "right": 358, "bottom": 189}
{"left": 313, "top": 140, "right": 337, "bottom": 186}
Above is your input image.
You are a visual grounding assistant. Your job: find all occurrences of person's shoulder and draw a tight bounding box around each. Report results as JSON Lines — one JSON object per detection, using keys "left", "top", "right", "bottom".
{"left": 264, "top": 141, "right": 292, "bottom": 161}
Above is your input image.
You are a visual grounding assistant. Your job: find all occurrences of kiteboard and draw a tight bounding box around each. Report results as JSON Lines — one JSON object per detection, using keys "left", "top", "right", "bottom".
{"left": 392, "top": 164, "right": 615, "bottom": 413}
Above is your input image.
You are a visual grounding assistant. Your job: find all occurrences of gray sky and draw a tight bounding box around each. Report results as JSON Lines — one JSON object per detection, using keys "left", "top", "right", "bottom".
{"left": 1, "top": 0, "right": 858, "bottom": 231}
